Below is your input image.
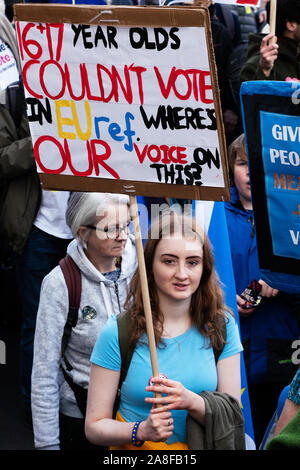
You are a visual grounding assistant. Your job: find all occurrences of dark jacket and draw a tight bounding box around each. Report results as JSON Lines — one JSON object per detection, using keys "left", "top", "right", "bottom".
{"left": 186, "top": 391, "right": 245, "bottom": 450}
{"left": 230, "top": 5, "right": 258, "bottom": 44}
{"left": 0, "top": 106, "right": 41, "bottom": 259}
{"left": 0, "top": 14, "right": 41, "bottom": 261}
{"left": 225, "top": 187, "right": 299, "bottom": 385}
{"left": 240, "top": 33, "right": 300, "bottom": 82}
{"left": 210, "top": 17, "right": 239, "bottom": 114}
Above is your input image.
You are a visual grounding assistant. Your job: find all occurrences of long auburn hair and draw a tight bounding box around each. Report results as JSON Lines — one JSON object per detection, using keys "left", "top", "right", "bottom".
{"left": 124, "top": 211, "right": 231, "bottom": 352}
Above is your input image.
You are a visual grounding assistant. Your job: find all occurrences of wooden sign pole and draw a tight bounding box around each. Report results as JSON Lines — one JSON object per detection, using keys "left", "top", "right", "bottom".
{"left": 129, "top": 195, "right": 160, "bottom": 381}
{"left": 269, "top": 0, "right": 277, "bottom": 44}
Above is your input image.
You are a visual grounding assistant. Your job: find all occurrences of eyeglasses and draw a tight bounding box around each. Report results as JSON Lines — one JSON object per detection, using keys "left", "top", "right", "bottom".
{"left": 84, "top": 221, "right": 131, "bottom": 239}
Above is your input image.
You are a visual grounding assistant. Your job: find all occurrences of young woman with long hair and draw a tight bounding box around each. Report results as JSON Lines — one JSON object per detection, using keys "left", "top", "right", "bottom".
{"left": 85, "top": 211, "right": 243, "bottom": 450}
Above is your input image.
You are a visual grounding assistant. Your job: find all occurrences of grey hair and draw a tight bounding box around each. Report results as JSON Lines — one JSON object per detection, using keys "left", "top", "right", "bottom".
{"left": 66, "top": 192, "right": 130, "bottom": 246}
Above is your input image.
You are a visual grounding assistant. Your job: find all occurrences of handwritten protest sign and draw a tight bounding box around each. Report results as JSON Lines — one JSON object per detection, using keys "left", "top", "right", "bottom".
{"left": 14, "top": 4, "right": 229, "bottom": 201}
{"left": 240, "top": 81, "right": 300, "bottom": 293}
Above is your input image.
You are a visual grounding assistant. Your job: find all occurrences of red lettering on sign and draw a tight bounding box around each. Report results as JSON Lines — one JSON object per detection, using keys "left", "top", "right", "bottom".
{"left": 133, "top": 143, "right": 187, "bottom": 164}
{"left": 40, "top": 60, "right": 66, "bottom": 100}
{"left": 65, "top": 140, "right": 93, "bottom": 177}
{"left": 154, "top": 66, "right": 213, "bottom": 104}
{"left": 34, "top": 135, "right": 67, "bottom": 174}
{"left": 133, "top": 143, "right": 148, "bottom": 164}
{"left": 21, "top": 22, "right": 43, "bottom": 60}
{"left": 45, "top": 24, "right": 64, "bottom": 61}
{"left": 22, "top": 60, "right": 43, "bottom": 99}
{"left": 34, "top": 136, "right": 119, "bottom": 180}
{"left": 90, "top": 139, "right": 120, "bottom": 179}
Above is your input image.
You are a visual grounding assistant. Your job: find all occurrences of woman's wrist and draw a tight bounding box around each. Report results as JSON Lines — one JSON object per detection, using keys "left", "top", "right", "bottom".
{"left": 136, "top": 420, "right": 146, "bottom": 442}
{"left": 186, "top": 391, "right": 206, "bottom": 423}
{"left": 184, "top": 389, "right": 199, "bottom": 413}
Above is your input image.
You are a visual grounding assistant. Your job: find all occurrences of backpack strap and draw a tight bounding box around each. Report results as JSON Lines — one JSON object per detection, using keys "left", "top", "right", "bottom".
{"left": 61, "top": 367, "right": 88, "bottom": 417}
{"left": 59, "top": 255, "right": 82, "bottom": 372}
{"left": 113, "top": 311, "right": 136, "bottom": 418}
{"left": 213, "top": 317, "right": 227, "bottom": 363}
{"left": 59, "top": 255, "right": 87, "bottom": 415}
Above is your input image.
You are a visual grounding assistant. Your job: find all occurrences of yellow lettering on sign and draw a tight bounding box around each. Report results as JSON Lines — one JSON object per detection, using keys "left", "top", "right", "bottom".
{"left": 56, "top": 100, "right": 92, "bottom": 141}
{"left": 56, "top": 100, "right": 76, "bottom": 140}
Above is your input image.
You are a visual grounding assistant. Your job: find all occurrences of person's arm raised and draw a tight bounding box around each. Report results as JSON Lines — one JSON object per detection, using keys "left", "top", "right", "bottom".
{"left": 259, "top": 33, "right": 279, "bottom": 77}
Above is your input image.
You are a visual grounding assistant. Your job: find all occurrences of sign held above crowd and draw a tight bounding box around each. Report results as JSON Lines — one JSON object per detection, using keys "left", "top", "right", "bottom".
{"left": 241, "top": 80, "right": 300, "bottom": 293}
{"left": 14, "top": 3, "right": 231, "bottom": 380}
{"left": 14, "top": 4, "right": 229, "bottom": 201}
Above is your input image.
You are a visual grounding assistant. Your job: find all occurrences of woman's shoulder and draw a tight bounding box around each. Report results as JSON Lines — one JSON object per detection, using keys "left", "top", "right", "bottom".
{"left": 94, "top": 315, "right": 119, "bottom": 348}
{"left": 224, "top": 310, "right": 239, "bottom": 332}
{"left": 219, "top": 311, "right": 243, "bottom": 359}
{"left": 37, "top": 266, "right": 69, "bottom": 317}
{"left": 90, "top": 315, "right": 121, "bottom": 370}
{"left": 101, "top": 315, "right": 119, "bottom": 334}
{"left": 42, "top": 264, "right": 67, "bottom": 290}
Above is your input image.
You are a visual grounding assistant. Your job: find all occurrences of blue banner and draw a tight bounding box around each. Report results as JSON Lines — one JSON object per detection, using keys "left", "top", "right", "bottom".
{"left": 240, "top": 81, "right": 300, "bottom": 293}
{"left": 260, "top": 111, "right": 300, "bottom": 260}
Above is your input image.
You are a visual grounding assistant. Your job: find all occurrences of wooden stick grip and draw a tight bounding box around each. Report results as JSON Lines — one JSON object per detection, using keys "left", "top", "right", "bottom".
{"left": 129, "top": 196, "right": 160, "bottom": 380}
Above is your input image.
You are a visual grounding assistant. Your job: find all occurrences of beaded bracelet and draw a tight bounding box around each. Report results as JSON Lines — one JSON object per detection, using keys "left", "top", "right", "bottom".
{"left": 131, "top": 421, "right": 144, "bottom": 447}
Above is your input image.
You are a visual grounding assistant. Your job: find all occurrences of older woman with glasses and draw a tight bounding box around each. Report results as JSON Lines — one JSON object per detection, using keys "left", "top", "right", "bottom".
{"left": 31, "top": 192, "right": 137, "bottom": 451}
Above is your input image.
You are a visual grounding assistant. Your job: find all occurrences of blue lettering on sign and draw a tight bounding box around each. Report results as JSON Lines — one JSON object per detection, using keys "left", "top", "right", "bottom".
{"left": 94, "top": 112, "right": 135, "bottom": 152}
{"left": 260, "top": 111, "right": 300, "bottom": 260}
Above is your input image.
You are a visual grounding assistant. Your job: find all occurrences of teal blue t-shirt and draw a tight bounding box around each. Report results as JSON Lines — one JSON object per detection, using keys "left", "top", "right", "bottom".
{"left": 287, "top": 368, "right": 300, "bottom": 406}
{"left": 90, "top": 313, "right": 243, "bottom": 444}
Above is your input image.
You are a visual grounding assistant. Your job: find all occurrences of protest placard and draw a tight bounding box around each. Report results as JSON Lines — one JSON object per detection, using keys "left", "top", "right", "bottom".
{"left": 240, "top": 81, "right": 300, "bottom": 293}
{"left": 14, "top": 4, "right": 229, "bottom": 201}
{"left": 14, "top": 3, "right": 231, "bottom": 380}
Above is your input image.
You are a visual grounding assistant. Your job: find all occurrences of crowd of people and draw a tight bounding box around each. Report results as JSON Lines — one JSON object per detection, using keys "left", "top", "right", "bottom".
{"left": 0, "top": 0, "right": 299, "bottom": 452}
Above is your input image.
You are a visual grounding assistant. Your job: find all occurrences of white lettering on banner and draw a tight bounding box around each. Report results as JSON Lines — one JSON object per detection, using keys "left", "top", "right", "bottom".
{"left": 269, "top": 149, "right": 300, "bottom": 166}
{"left": 272, "top": 124, "right": 300, "bottom": 142}
{"left": 289, "top": 230, "right": 300, "bottom": 245}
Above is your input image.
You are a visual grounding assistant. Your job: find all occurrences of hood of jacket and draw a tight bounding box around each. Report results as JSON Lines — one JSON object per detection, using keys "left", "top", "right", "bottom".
{"left": 224, "top": 185, "right": 249, "bottom": 216}
{"left": 66, "top": 233, "right": 137, "bottom": 285}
